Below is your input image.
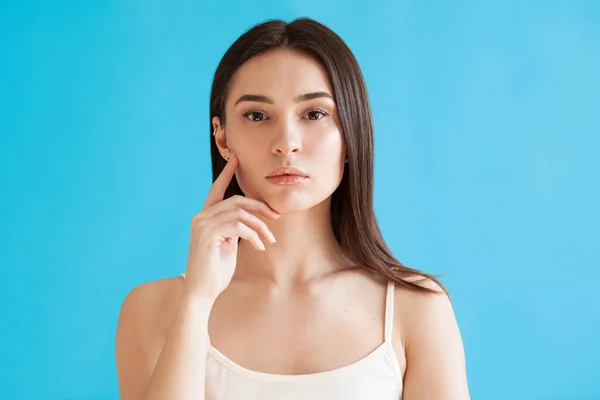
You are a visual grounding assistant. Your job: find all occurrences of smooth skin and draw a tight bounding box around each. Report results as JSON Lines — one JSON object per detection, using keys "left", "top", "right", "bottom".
{"left": 115, "top": 48, "right": 470, "bottom": 399}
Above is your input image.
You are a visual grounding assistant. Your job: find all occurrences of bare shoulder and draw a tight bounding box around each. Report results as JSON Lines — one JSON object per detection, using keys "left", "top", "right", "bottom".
{"left": 115, "top": 275, "right": 185, "bottom": 399}
{"left": 401, "top": 276, "right": 456, "bottom": 328}
{"left": 117, "top": 276, "right": 184, "bottom": 336}
{"left": 394, "top": 276, "right": 470, "bottom": 399}
{"left": 393, "top": 275, "right": 455, "bottom": 350}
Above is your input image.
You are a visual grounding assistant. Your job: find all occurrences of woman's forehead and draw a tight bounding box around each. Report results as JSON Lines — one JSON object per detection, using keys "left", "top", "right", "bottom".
{"left": 227, "top": 50, "right": 334, "bottom": 103}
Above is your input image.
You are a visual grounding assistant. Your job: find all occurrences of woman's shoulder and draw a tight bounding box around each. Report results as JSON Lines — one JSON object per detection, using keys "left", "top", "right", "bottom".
{"left": 392, "top": 275, "right": 449, "bottom": 336}
{"left": 118, "top": 275, "right": 186, "bottom": 338}
{"left": 121, "top": 274, "right": 185, "bottom": 307}
{"left": 391, "top": 276, "right": 468, "bottom": 396}
{"left": 115, "top": 275, "right": 186, "bottom": 398}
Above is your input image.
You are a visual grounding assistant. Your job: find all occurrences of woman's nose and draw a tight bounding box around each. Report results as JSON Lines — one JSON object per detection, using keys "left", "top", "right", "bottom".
{"left": 271, "top": 121, "right": 303, "bottom": 156}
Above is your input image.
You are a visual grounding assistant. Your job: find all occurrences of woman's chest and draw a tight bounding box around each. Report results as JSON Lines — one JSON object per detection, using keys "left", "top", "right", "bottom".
{"left": 206, "top": 282, "right": 402, "bottom": 376}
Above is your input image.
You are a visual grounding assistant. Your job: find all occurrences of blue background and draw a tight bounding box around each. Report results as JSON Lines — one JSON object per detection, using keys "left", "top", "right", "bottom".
{"left": 1, "top": 1, "right": 598, "bottom": 399}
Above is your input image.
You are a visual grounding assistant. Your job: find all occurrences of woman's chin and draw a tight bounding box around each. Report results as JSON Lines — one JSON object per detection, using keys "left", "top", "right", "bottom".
{"left": 239, "top": 184, "right": 322, "bottom": 215}
{"left": 264, "top": 201, "right": 308, "bottom": 216}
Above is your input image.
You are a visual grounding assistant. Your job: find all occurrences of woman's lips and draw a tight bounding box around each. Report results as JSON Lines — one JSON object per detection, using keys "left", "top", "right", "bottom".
{"left": 266, "top": 175, "right": 308, "bottom": 185}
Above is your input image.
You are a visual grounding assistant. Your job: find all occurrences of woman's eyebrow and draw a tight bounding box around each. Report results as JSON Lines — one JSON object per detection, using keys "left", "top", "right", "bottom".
{"left": 234, "top": 91, "right": 334, "bottom": 106}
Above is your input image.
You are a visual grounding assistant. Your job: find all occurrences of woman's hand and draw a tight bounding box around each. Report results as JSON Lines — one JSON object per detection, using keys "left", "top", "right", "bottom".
{"left": 183, "top": 154, "right": 280, "bottom": 301}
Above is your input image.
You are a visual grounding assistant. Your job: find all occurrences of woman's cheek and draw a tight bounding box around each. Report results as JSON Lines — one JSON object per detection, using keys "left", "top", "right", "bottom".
{"left": 234, "top": 163, "right": 258, "bottom": 198}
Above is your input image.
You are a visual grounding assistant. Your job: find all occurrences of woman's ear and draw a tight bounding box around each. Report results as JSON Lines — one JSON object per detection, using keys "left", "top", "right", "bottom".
{"left": 211, "top": 116, "right": 231, "bottom": 161}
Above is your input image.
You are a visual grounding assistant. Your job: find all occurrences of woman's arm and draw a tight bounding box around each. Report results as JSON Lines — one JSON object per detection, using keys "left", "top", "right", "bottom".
{"left": 401, "top": 280, "right": 471, "bottom": 400}
{"left": 116, "top": 281, "right": 214, "bottom": 400}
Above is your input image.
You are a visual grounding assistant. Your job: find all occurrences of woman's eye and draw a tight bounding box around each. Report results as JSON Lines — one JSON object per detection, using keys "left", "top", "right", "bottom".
{"left": 243, "top": 111, "right": 268, "bottom": 122}
{"left": 243, "top": 109, "right": 328, "bottom": 122}
{"left": 305, "top": 110, "right": 328, "bottom": 120}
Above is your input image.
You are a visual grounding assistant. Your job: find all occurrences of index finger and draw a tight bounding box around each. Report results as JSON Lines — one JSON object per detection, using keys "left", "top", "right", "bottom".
{"left": 203, "top": 153, "right": 239, "bottom": 209}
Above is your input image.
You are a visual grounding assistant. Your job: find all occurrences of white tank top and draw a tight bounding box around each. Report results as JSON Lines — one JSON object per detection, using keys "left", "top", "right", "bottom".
{"left": 180, "top": 273, "right": 403, "bottom": 399}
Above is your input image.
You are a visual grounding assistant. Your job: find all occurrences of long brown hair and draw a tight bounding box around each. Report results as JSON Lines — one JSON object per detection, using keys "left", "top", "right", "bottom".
{"left": 209, "top": 18, "right": 449, "bottom": 296}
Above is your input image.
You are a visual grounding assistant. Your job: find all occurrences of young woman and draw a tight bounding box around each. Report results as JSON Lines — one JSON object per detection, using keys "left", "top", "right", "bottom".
{"left": 116, "top": 17, "right": 470, "bottom": 400}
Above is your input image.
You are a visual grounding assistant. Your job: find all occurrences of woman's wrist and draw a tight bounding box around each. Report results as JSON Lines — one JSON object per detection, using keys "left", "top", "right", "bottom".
{"left": 180, "top": 286, "right": 217, "bottom": 309}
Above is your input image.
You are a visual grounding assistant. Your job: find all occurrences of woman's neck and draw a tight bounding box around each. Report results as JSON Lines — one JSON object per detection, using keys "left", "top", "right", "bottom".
{"left": 233, "top": 201, "right": 349, "bottom": 287}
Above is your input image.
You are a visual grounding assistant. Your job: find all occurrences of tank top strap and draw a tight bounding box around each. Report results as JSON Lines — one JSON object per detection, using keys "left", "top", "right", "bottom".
{"left": 384, "top": 280, "right": 395, "bottom": 343}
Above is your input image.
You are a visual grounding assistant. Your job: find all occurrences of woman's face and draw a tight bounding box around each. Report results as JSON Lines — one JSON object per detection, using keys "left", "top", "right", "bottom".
{"left": 213, "top": 48, "right": 347, "bottom": 214}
